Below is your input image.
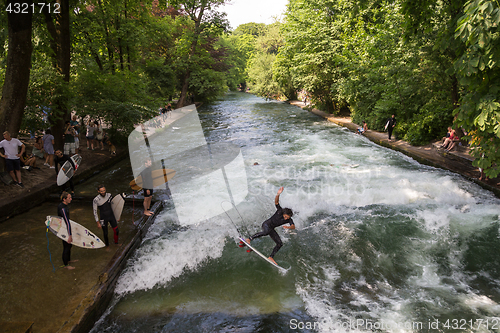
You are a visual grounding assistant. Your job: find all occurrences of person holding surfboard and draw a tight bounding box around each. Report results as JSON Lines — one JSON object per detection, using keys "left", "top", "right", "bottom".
{"left": 385, "top": 114, "right": 396, "bottom": 141}
{"left": 54, "top": 150, "right": 75, "bottom": 193}
{"left": 141, "top": 158, "right": 154, "bottom": 216}
{"left": 246, "top": 187, "right": 295, "bottom": 265}
{"left": 93, "top": 185, "right": 120, "bottom": 247}
{"left": 58, "top": 191, "right": 77, "bottom": 270}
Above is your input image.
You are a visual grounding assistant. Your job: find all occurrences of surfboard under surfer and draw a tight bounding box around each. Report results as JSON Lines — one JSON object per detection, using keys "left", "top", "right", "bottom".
{"left": 246, "top": 187, "right": 295, "bottom": 265}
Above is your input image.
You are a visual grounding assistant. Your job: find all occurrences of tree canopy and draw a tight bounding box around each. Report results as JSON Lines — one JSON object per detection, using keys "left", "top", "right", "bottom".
{"left": 1, "top": 0, "right": 500, "bottom": 177}
{"left": 239, "top": 0, "right": 500, "bottom": 178}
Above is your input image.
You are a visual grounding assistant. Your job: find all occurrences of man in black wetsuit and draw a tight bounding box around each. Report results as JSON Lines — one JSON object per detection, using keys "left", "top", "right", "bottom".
{"left": 247, "top": 187, "right": 295, "bottom": 265}
{"left": 93, "top": 185, "right": 119, "bottom": 247}
{"left": 54, "top": 150, "right": 75, "bottom": 193}
{"left": 386, "top": 114, "right": 396, "bottom": 141}
{"left": 58, "top": 191, "right": 77, "bottom": 270}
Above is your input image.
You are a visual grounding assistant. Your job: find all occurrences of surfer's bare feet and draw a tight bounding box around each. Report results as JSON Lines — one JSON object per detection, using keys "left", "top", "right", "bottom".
{"left": 65, "top": 265, "right": 75, "bottom": 270}
{"left": 268, "top": 257, "right": 277, "bottom": 265}
{"left": 144, "top": 210, "right": 153, "bottom": 216}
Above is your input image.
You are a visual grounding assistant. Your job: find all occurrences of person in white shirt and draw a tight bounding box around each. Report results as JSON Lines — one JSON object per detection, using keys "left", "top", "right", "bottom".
{"left": 0, "top": 131, "right": 25, "bottom": 188}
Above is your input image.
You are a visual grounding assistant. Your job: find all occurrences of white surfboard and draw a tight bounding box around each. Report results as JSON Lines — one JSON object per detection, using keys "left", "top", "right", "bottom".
{"left": 46, "top": 215, "right": 105, "bottom": 249}
{"left": 57, "top": 154, "right": 82, "bottom": 186}
{"left": 111, "top": 194, "right": 125, "bottom": 221}
{"left": 238, "top": 237, "right": 287, "bottom": 272}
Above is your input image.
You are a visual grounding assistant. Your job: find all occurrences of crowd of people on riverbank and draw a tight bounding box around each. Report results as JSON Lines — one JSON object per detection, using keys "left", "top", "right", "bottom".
{"left": 0, "top": 100, "right": 176, "bottom": 194}
{"left": 0, "top": 116, "right": 117, "bottom": 190}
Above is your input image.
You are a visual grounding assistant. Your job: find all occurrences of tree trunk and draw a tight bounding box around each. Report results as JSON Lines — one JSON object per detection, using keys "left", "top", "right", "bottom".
{"left": 0, "top": 0, "right": 33, "bottom": 138}
{"left": 176, "top": 6, "right": 205, "bottom": 108}
{"left": 44, "top": 0, "right": 71, "bottom": 150}
{"left": 97, "top": 0, "right": 115, "bottom": 73}
{"left": 451, "top": 75, "right": 459, "bottom": 108}
{"left": 177, "top": 72, "right": 190, "bottom": 107}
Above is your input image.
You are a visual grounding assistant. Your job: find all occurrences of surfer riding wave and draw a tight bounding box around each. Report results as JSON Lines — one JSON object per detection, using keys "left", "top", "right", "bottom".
{"left": 246, "top": 187, "right": 295, "bottom": 265}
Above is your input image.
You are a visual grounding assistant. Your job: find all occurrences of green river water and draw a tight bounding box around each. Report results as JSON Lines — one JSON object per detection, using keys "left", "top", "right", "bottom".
{"left": 90, "top": 92, "right": 500, "bottom": 332}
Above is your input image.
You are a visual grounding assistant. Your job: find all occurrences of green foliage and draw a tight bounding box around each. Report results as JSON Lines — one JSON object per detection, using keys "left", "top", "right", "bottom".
{"left": 273, "top": 0, "right": 459, "bottom": 142}
{"left": 220, "top": 33, "right": 255, "bottom": 90}
{"left": 232, "top": 22, "right": 266, "bottom": 36}
{"left": 144, "top": 59, "right": 176, "bottom": 98}
{"left": 245, "top": 22, "right": 286, "bottom": 99}
{"left": 454, "top": 0, "right": 500, "bottom": 177}
{"left": 405, "top": 95, "right": 455, "bottom": 145}
{"left": 189, "top": 68, "right": 228, "bottom": 102}
{"left": 247, "top": 53, "right": 280, "bottom": 99}
{"left": 276, "top": 0, "right": 348, "bottom": 112}
{"left": 71, "top": 69, "right": 159, "bottom": 141}
{"left": 22, "top": 64, "right": 70, "bottom": 134}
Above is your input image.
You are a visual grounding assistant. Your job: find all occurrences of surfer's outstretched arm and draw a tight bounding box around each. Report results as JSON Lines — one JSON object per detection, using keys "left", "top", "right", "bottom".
{"left": 275, "top": 186, "right": 284, "bottom": 205}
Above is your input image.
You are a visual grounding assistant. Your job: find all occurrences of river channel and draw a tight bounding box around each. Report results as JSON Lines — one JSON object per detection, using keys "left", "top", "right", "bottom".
{"left": 91, "top": 92, "right": 500, "bottom": 332}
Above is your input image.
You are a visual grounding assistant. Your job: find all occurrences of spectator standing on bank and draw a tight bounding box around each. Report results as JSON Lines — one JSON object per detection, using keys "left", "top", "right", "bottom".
{"left": 43, "top": 129, "right": 55, "bottom": 168}
{"left": 0, "top": 131, "right": 25, "bottom": 187}
{"left": 63, "top": 121, "right": 76, "bottom": 155}
{"left": 385, "top": 114, "right": 397, "bottom": 141}
{"left": 160, "top": 105, "right": 168, "bottom": 114}
{"left": 95, "top": 121, "right": 104, "bottom": 150}
{"left": 70, "top": 115, "right": 80, "bottom": 154}
{"left": 86, "top": 119, "right": 95, "bottom": 150}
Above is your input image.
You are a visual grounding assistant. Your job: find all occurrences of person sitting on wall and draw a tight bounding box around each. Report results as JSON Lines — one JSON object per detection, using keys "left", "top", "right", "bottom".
{"left": 357, "top": 121, "right": 368, "bottom": 134}
{"left": 440, "top": 129, "right": 456, "bottom": 150}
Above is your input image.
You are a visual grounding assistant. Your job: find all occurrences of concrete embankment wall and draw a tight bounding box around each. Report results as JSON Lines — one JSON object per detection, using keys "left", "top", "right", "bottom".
{"left": 58, "top": 201, "right": 163, "bottom": 333}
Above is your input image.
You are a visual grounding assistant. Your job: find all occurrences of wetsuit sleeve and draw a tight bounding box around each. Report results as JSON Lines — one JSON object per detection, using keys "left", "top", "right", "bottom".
{"left": 92, "top": 196, "right": 99, "bottom": 222}
{"left": 288, "top": 218, "right": 295, "bottom": 226}
{"left": 61, "top": 207, "right": 72, "bottom": 236}
{"left": 275, "top": 203, "right": 282, "bottom": 211}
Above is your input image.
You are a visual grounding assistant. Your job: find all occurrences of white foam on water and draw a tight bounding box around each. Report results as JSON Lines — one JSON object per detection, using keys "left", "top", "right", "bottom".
{"left": 296, "top": 270, "right": 415, "bottom": 333}
{"left": 106, "top": 97, "right": 500, "bottom": 330}
{"left": 240, "top": 117, "right": 500, "bottom": 330}
{"left": 461, "top": 294, "right": 500, "bottom": 314}
{"left": 115, "top": 215, "right": 228, "bottom": 295}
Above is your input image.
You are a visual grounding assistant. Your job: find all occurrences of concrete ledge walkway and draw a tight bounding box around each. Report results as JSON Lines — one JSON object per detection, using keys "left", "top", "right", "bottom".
{"left": 289, "top": 101, "right": 500, "bottom": 198}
